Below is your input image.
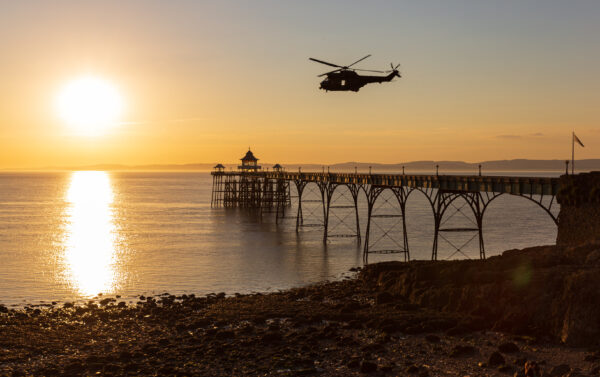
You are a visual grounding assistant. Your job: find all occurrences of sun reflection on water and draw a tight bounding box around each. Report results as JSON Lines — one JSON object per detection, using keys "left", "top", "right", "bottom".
{"left": 63, "top": 171, "right": 118, "bottom": 297}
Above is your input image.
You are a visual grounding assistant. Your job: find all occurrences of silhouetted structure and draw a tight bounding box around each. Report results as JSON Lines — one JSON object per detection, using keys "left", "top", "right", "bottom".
{"left": 213, "top": 163, "right": 561, "bottom": 263}
{"left": 238, "top": 149, "right": 261, "bottom": 172}
{"left": 211, "top": 150, "right": 290, "bottom": 213}
{"left": 309, "top": 55, "right": 400, "bottom": 92}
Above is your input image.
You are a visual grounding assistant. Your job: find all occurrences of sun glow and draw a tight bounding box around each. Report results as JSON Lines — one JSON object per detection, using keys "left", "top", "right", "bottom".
{"left": 57, "top": 76, "right": 123, "bottom": 135}
{"left": 63, "top": 171, "right": 119, "bottom": 296}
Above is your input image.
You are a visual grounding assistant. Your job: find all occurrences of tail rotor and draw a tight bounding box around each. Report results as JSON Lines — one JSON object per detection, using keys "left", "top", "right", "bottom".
{"left": 387, "top": 63, "right": 401, "bottom": 78}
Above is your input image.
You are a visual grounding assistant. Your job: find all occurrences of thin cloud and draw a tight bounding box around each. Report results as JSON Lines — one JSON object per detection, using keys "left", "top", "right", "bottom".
{"left": 496, "top": 134, "right": 522, "bottom": 139}
{"left": 496, "top": 132, "right": 545, "bottom": 140}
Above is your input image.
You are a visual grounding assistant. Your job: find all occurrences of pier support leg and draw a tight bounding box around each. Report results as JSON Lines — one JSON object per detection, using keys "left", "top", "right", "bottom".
{"left": 432, "top": 217, "right": 441, "bottom": 261}
{"left": 320, "top": 182, "right": 328, "bottom": 243}
{"left": 349, "top": 184, "right": 362, "bottom": 244}
{"left": 294, "top": 180, "right": 307, "bottom": 233}
{"left": 363, "top": 202, "right": 374, "bottom": 264}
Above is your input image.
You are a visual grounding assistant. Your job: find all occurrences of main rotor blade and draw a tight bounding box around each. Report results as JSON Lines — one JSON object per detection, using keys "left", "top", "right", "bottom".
{"left": 318, "top": 69, "right": 342, "bottom": 77}
{"left": 354, "top": 68, "right": 385, "bottom": 73}
{"left": 347, "top": 54, "right": 371, "bottom": 68}
{"left": 309, "top": 58, "right": 342, "bottom": 68}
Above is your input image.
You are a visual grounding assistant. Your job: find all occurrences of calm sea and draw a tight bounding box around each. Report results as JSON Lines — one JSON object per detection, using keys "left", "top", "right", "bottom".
{"left": 0, "top": 171, "right": 559, "bottom": 306}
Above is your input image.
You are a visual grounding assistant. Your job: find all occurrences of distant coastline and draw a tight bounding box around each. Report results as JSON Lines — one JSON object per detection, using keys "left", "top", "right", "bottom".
{"left": 4, "top": 159, "right": 600, "bottom": 172}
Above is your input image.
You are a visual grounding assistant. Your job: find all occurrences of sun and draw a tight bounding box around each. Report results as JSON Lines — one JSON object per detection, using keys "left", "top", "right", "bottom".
{"left": 57, "top": 76, "right": 123, "bottom": 135}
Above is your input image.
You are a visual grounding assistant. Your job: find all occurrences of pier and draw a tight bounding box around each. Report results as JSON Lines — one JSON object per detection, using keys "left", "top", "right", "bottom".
{"left": 211, "top": 149, "right": 561, "bottom": 262}
{"left": 212, "top": 169, "right": 560, "bottom": 263}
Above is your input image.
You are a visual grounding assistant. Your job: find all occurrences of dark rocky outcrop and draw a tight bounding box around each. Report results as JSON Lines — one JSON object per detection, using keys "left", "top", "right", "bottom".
{"left": 361, "top": 243, "right": 600, "bottom": 346}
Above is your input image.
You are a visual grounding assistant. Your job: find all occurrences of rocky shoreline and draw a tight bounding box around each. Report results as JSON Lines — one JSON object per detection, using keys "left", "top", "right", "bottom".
{"left": 2, "top": 244, "right": 600, "bottom": 376}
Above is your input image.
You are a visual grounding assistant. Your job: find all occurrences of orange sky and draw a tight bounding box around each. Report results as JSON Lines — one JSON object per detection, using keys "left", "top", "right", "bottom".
{"left": 1, "top": 1, "right": 599, "bottom": 169}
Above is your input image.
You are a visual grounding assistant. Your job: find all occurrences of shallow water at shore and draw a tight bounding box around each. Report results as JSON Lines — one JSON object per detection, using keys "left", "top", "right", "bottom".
{"left": 0, "top": 171, "right": 559, "bottom": 306}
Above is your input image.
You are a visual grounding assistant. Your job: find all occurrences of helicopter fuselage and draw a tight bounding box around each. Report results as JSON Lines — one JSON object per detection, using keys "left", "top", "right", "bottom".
{"left": 319, "top": 70, "right": 398, "bottom": 92}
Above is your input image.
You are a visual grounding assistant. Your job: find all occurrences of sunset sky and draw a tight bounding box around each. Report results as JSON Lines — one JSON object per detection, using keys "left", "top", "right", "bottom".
{"left": 1, "top": 1, "right": 599, "bottom": 169}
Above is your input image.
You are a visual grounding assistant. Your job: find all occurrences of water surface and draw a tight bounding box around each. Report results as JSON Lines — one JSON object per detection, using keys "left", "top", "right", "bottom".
{"left": 0, "top": 171, "right": 559, "bottom": 306}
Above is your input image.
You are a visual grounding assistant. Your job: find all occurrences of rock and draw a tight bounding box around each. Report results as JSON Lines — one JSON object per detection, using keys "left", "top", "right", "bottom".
{"left": 488, "top": 351, "right": 506, "bottom": 366}
{"left": 63, "top": 361, "right": 84, "bottom": 374}
{"left": 342, "top": 301, "right": 361, "bottom": 313}
{"left": 498, "top": 365, "right": 514, "bottom": 374}
{"left": 565, "top": 371, "right": 585, "bottom": 377}
{"left": 524, "top": 361, "right": 541, "bottom": 377}
{"left": 216, "top": 330, "right": 234, "bottom": 339}
{"left": 99, "top": 298, "right": 113, "bottom": 306}
{"left": 378, "top": 319, "right": 402, "bottom": 334}
{"left": 379, "top": 364, "right": 394, "bottom": 373}
{"left": 406, "top": 364, "right": 419, "bottom": 374}
{"left": 584, "top": 353, "right": 600, "bottom": 362}
{"left": 375, "top": 291, "right": 394, "bottom": 305}
{"left": 425, "top": 334, "right": 441, "bottom": 343}
{"left": 118, "top": 351, "right": 132, "bottom": 361}
{"left": 499, "top": 342, "right": 520, "bottom": 354}
{"left": 344, "top": 320, "right": 363, "bottom": 329}
{"left": 295, "top": 368, "right": 318, "bottom": 375}
{"left": 449, "top": 345, "right": 476, "bottom": 358}
{"left": 550, "top": 364, "right": 571, "bottom": 376}
{"left": 585, "top": 249, "right": 600, "bottom": 264}
{"left": 446, "top": 324, "right": 472, "bottom": 336}
{"left": 514, "top": 358, "right": 528, "bottom": 366}
{"left": 261, "top": 331, "right": 282, "bottom": 343}
{"left": 359, "top": 360, "right": 377, "bottom": 373}
{"left": 347, "top": 357, "right": 361, "bottom": 369}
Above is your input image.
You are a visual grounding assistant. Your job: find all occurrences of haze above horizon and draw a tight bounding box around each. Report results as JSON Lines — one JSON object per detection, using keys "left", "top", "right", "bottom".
{"left": 1, "top": 1, "right": 599, "bottom": 169}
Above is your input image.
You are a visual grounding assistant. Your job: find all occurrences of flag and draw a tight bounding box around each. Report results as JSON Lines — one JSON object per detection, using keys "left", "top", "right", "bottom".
{"left": 574, "top": 133, "right": 585, "bottom": 147}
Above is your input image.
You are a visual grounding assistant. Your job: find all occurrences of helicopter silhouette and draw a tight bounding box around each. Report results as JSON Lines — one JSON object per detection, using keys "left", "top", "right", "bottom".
{"left": 309, "top": 54, "right": 401, "bottom": 92}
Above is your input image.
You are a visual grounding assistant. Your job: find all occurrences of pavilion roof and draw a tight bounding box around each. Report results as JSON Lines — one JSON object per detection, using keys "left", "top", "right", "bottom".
{"left": 240, "top": 149, "right": 258, "bottom": 162}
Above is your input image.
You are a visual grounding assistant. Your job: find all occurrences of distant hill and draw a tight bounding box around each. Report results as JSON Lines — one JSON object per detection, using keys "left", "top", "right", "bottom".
{"left": 15, "top": 159, "right": 600, "bottom": 173}
{"left": 327, "top": 159, "right": 600, "bottom": 173}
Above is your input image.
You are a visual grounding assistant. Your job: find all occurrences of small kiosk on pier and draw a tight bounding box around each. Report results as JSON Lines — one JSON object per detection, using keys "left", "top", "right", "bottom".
{"left": 210, "top": 149, "right": 291, "bottom": 211}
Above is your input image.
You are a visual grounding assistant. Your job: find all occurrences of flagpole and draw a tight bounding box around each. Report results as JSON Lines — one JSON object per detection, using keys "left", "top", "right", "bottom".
{"left": 571, "top": 131, "right": 575, "bottom": 175}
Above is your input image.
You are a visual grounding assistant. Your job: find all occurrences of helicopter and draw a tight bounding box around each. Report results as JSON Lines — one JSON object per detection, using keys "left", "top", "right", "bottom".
{"left": 309, "top": 54, "right": 401, "bottom": 92}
